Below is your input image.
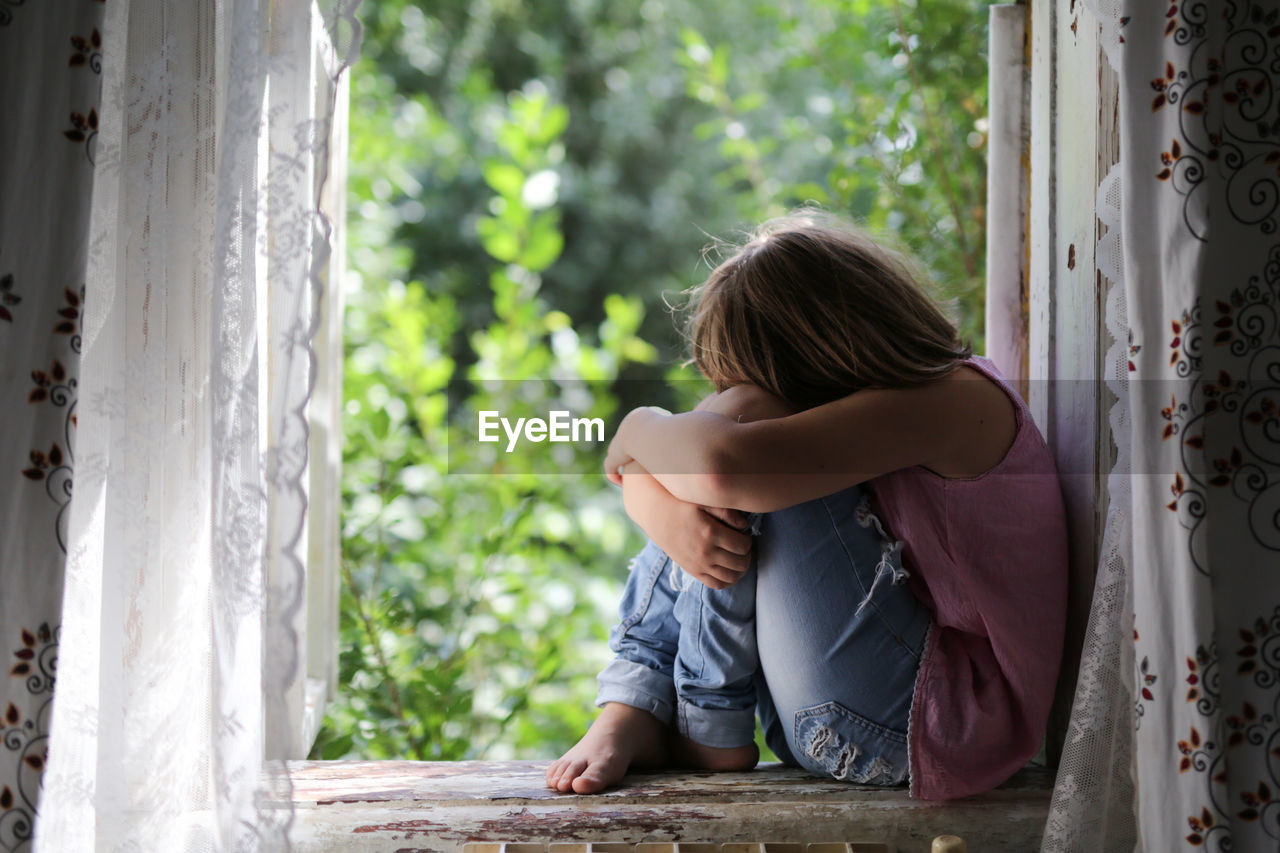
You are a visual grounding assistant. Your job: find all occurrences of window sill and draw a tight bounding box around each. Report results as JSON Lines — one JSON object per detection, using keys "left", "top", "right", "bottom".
{"left": 287, "top": 761, "right": 1052, "bottom": 852}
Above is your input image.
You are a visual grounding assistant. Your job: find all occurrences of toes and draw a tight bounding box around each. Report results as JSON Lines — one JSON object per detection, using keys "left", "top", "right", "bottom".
{"left": 571, "top": 767, "right": 607, "bottom": 794}
{"left": 545, "top": 759, "right": 564, "bottom": 788}
{"left": 556, "top": 758, "right": 588, "bottom": 792}
{"left": 571, "top": 756, "right": 622, "bottom": 794}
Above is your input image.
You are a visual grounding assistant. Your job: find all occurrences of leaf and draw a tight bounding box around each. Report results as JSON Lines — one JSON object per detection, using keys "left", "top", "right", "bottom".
{"left": 1172, "top": 139, "right": 1182, "bottom": 158}
{"left": 9, "top": 663, "right": 29, "bottom": 676}
{"left": 1183, "top": 101, "right": 1206, "bottom": 115}
{"left": 21, "top": 469, "right": 44, "bottom": 481}
{"left": 1238, "top": 808, "right": 1259, "bottom": 821}
{"left": 27, "top": 388, "right": 46, "bottom": 403}
{"left": 519, "top": 213, "right": 564, "bottom": 273}
{"left": 1157, "top": 168, "right": 1172, "bottom": 181}
{"left": 52, "top": 360, "right": 65, "bottom": 381}
{"left": 14, "top": 650, "right": 32, "bottom": 661}
{"left": 481, "top": 161, "right": 525, "bottom": 198}
{"left": 22, "top": 755, "right": 41, "bottom": 771}
{"left": 475, "top": 216, "right": 520, "bottom": 264}
{"left": 49, "top": 444, "right": 62, "bottom": 466}
{"left": 54, "top": 321, "right": 75, "bottom": 334}
{"left": 63, "top": 130, "right": 85, "bottom": 142}
{"left": 0, "top": 786, "right": 11, "bottom": 810}
{"left": 1153, "top": 94, "right": 1167, "bottom": 111}
{"left": 4, "top": 704, "right": 17, "bottom": 724}
{"left": 21, "top": 629, "right": 34, "bottom": 647}
{"left": 0, "top": 307, "right": 10, "bottom": 323}
{"left": 69, "top": 53, "right": 86, "bottom": 67}
{"left": 65, "top": 287, "right": 80, "bottom": 307}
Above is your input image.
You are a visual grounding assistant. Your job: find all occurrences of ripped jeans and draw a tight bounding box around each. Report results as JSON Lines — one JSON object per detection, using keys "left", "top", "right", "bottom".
{"left": 595, "top": 483, "right": 932, "bottom": 786}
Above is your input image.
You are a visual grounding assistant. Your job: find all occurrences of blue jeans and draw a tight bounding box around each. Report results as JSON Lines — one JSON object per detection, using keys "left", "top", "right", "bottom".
{"left": 595, "top": 483, "right": 931, "bottom": 785}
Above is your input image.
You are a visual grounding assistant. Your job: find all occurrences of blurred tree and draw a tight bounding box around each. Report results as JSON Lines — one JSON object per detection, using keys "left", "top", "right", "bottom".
{"left": 314, "top": 0, "right": 996, "bottom": 761}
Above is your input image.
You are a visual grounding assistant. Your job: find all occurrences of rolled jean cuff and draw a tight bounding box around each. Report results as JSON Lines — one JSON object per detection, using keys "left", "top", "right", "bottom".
{"left": 596, "top": 657, "right": 676, "bottom": 724}
{"left": 676, "top": 699, "right": 757, "bottom": 749}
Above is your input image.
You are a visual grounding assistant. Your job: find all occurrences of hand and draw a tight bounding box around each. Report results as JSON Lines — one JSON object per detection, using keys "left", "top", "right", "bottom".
{"left": 620, "top": 462, "right": 753, "bottom": 590}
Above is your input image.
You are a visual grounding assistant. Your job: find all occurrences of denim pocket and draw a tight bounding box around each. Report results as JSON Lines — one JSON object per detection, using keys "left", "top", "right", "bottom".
{"left": 793, "top": 700, "right": 910, "bottom": 785}
{"left": 615, "top": 540, "right": 670, "bottom": 633}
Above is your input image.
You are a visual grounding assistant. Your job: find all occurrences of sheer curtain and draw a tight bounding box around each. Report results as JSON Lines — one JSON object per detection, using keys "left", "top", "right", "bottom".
{"left": 1046, "top": 1, "right": 1280, "bottom": 850}
{"left": 32, "top": 0, "right": 360, "bottom": 849}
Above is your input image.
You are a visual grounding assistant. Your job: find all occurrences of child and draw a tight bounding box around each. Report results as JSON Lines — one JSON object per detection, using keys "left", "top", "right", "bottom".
{"left": 545, "top": 212, "right": 1068, "bottom": 799}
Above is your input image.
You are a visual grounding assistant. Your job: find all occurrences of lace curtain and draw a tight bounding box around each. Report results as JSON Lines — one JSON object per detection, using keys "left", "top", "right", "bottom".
{"left": 1046, "top": 2, "right": 1280, "bottom": 850}
{"left": 9, "top": 0, "right": 363, "bottom": 849}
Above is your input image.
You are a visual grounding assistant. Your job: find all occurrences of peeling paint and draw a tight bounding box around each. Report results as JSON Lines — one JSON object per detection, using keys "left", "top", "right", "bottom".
{"left": 353, "top": 818, "right": 447, "bottom": 836}
{"left": 288, "top": 761, "right": 1055, "bottom": 853}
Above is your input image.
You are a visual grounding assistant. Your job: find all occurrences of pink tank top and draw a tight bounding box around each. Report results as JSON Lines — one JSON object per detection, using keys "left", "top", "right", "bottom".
{"left": 869, "top": 355, "right": 1068, "bottom": 800}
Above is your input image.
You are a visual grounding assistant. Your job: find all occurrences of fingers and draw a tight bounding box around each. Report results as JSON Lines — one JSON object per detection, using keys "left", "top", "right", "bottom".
{"left": 690, "top": 553, "right": 751, "bottom": 589}
{"left": 703, "top": 505, "right": 749, "bottom": 530}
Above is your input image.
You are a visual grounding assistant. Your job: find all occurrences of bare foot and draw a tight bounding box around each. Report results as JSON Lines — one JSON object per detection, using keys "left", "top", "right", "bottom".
{"left": 668, "top": 730, "right": 759, "bottom": 772}
{"left": 545, "top": 703, "right": 670, "bottom": 794}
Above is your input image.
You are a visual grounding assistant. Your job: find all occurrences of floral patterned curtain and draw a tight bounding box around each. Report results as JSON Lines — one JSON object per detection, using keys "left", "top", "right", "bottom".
{"left": 0, "top": 2, "right": 104, "bottom": 849}
{"left": 1048, "top": 1, "right": 1280, "bottom": 850}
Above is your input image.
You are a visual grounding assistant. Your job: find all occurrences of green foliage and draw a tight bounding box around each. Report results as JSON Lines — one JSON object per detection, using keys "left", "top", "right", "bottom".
{"left": 313, "top": 0, "right": 995, "bottom": 762}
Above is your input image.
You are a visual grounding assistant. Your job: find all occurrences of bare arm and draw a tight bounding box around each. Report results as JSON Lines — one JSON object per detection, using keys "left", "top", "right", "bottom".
{"left": 615, "top": 386, "right": 797, "bottom": 589}
{"left": 606, "top": 377, "right": 983, "bottom": 513}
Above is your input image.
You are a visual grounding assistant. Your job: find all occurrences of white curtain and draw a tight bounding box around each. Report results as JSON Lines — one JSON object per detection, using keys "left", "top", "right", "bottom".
{"left": 31, "top": 0, "right": 360, "bottom": 849}
{"left": 1047, "top": 1, "right": 1280, "bottom": 850}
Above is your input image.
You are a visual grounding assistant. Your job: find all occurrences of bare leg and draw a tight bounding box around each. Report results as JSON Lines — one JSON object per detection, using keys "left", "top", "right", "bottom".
{"left": 668, "top": 730, "right": 759, "bottom": 771}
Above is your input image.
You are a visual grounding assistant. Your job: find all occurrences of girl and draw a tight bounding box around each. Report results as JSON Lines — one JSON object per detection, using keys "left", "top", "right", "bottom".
{"left": 545, "top": 212, "right": 1068, "bottom": 799}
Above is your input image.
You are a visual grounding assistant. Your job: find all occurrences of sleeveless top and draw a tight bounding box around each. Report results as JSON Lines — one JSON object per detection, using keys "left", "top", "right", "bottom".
{"left": 868, "top": 355, "right": 1068, "bottom": 800}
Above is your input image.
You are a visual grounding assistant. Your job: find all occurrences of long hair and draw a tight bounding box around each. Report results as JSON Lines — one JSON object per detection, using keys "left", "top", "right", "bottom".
{"left": 688, "top": 210, "right": 972, "bottom": 408}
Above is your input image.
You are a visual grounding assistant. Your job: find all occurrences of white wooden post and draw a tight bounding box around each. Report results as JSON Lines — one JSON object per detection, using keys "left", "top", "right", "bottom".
{"left": 1027, "top": 0, "right": 1118, "bottom": 762}
{"left": 985, "top": 5, "right": 1030, "bottom": 401}
{"left": 304, "top": 1, "right": 348, "bottom": 753}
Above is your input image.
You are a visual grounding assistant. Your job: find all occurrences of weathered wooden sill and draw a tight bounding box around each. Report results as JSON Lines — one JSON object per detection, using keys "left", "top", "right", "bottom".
{"left": 287, "top": 761, "right": 1053, "bottom": 853}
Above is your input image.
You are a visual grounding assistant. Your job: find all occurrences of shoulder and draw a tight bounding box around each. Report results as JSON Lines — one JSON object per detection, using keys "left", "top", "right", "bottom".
{"left": 920, "top": 362, "right": 1021, "bottom": 479}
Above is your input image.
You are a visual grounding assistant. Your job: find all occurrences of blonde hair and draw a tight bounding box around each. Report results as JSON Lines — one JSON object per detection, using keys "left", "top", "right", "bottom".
{"left": 688, "top": 211, "right": 972, "bottom": 408}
